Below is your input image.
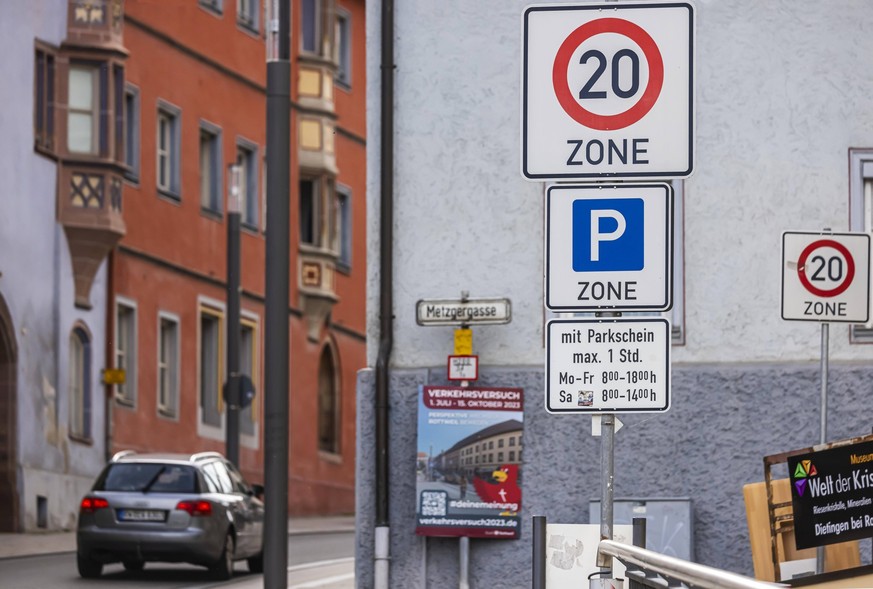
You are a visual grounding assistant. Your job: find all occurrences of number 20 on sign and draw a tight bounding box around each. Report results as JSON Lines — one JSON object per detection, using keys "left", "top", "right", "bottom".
{"left": 522, "top": 2, "right": 694, "bottom": 180}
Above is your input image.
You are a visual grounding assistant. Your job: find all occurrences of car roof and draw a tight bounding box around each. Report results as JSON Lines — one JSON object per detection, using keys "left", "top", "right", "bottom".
{"left": 110, "top": 450, "right": 226, "bottom": 465}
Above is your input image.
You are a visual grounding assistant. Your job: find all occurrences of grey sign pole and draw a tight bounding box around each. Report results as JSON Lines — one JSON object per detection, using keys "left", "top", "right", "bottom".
{"left": 264, "top": 0, "right": 291, "bottom": 586}
{"left": 459, "top": 367, "right": 471, "bottom": 589}
{"left": 459, "top": 536, "right": 470, "bottom": 589}
{"left": 598, "top": 413, "right": 615, "bottom": 571}
{"left": 816, "top": 321, "right": 829, "bottom": 575}
{"left": 225, "top": 165, "right": 241, "bottom": 467}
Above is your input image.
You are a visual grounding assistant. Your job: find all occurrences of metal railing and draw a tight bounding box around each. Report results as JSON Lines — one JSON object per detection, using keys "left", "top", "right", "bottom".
{"left": 598, "top": 540, "right": 787, "bottom": 589}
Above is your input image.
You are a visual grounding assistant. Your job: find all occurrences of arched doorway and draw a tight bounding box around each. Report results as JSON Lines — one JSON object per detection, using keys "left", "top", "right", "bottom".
{"left": 0, "top": 294, "right": 18, "bottom": 532}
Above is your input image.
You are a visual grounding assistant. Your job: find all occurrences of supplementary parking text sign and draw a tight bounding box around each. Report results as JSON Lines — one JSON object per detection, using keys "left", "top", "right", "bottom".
{"left": 546, "top": 183, "right": 672, "bottom": 311}
{"left": 522, "top": 2, "right": 694, "bottom": 180}
{"left": 781, "top": 231, "right": 870, "bottom": 323}
{"left": 546, "top": 318, "right": 670, "bottom": 413}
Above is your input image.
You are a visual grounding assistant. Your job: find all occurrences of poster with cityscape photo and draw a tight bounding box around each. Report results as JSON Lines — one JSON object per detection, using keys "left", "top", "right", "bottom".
{"left": 415, "top": 385, "right": 524, "bottom": 539}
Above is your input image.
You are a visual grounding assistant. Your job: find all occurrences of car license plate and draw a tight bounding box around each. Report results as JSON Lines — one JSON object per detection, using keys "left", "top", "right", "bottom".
{"left": 118, "top": 509, "right": 166, "bottom": 522}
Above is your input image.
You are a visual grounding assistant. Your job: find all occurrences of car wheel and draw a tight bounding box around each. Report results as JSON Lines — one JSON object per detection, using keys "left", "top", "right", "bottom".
{"left": 209, "top": 533, "right": 235, "bottom": 580}
{"left": 247, "top": 551, "right": 264, "bottom": 573}
{"left": 123, "top": 559, "right": 145, "bottom": 572}
{"left": 77, "top": 552, "right": 103, "bottom": 579}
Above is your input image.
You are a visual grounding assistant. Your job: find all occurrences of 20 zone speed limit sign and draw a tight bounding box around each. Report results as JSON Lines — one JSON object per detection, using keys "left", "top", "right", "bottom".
{"left": 782, "top": 231, "right": 871, "bottom": 323}
{"left": 522, "top": 2, "right": 694, "bottom": 181}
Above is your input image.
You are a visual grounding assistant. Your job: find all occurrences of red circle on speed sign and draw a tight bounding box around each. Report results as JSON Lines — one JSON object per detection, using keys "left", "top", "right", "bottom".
{"left": 797, "top": 239, "right": 855, "bottom": 297}
{"left": 552, "top": 18, "right": 664, "bottom": 131}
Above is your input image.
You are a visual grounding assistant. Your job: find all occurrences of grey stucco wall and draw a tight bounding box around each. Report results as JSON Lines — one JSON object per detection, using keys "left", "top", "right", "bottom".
{"left": 362, "top": 0, "right": 873, "bottom": 584}
{"left": 366, "top": 0, "right": 873, "bottom": 368}
{"left": 356, "top": 363, "right": 873, "bottom": 586}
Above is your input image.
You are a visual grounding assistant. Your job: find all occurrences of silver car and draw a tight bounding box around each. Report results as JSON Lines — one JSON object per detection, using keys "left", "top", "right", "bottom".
{"left": 76, "top": 451, "right": 264, "bottom": 579}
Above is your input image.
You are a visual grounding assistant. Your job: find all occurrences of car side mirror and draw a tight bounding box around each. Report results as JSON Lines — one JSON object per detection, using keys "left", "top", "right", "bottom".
{"left": 251, "top": 483, "right": 265, "bottom": 500}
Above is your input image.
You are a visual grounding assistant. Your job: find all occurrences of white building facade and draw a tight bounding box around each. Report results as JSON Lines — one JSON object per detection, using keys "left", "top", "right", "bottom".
{"left": 0, "top": 0, "right": 123, "bottom": 532}
{"left": 358, "top": 0, "right": 873, "bottom": 585}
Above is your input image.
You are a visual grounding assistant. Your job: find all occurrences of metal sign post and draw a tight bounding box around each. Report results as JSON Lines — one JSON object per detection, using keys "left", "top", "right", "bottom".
{"left": 598, "top": 413, "right": 615, "bottom": 570}
{"left": 780, "top": 228, "right": 873, "bottom": 575}
{"left": 816, "top": 321, "right": 828, "bottom": 575}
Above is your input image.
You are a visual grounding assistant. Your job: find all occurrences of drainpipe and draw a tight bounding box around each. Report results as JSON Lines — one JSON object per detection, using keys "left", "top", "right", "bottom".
{"left": 104, "top": 249, "right": 114, "bottom": 463}
{"left": 374, "top": 0, "right": 395, "bottom": 586}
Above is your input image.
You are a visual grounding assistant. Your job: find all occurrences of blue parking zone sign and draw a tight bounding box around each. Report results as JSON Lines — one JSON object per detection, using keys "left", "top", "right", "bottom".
{"left": 572, "top": 198, "right": 644, "bottom": 272}
{"left": 546, "top": 183, "right": 672, "bottom": 311}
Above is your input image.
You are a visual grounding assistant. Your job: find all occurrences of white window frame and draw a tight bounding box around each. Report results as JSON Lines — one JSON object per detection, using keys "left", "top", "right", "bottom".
{"left": 335, "top": 9, "right": 351, "bottom": 89}
{"left": 123, "top": 84, "right": 140, "bottom": 183}
{"left": 849, "top": 149, "right": 873, "bottom": 342}
{"left": 301, "top": 0, "right": 321, "bottom": 55}
{"left": 157, "top": 312, "right": 180, "bottom": 419}
{"left": 240, "top": 311, "right": 260, "bottom": 447}
{"left": 199, "top": 0, "right": 223, "bottom": 15}
{"left": 115, "top": 297, "right": 137, "bottom": 407}
{"left": 200, "top": 121, "right": 223, "bottom": 214}
{"left": 197, "top": 296, "right": 226, "bottom": 441}
{"left": 156, "top": 100, "right": 181, "bottom": 199}
{"left": 236, "top": 138, "right": 259, "bottom": 228}
{"left": 68, "top": 64, "right": 99, "bottom": 155}
{"left": 237, "top": 0, "right": 258, "bottom": 32}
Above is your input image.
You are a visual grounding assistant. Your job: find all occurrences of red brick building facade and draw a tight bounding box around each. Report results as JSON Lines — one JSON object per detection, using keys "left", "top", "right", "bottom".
{"left": 109, "top": 0, "right": 365, "bottom": 515}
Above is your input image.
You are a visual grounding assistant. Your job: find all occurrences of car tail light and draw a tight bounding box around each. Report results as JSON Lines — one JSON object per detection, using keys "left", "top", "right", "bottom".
{"left": 80, "top": 497, "right": 109, "bottom": 513}
{"left": 176, "top": 500, "right": 213, "bottom": 516}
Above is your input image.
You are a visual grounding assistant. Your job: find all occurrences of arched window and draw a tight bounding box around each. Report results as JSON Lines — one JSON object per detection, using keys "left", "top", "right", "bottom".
{"left": 317, "top": 345, "right": 340, "bottom": 454}
{"left": 69, "top": 325, "right": 91, "bottom": 440}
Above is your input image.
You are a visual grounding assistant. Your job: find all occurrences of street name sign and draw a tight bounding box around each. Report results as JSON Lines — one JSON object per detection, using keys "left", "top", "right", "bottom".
{"left": 546, "top": 317, "right": 670, "bottom": 413}
{"left": 781, "top": 231, "right": 870, "bottom": 323}
{"left": 522, "top": 2, "right": 695, "bottom": 180}
{"left": 416, "top": 298, "right": 512, "bottom": 326}
{"left": 546, "top": 183, "right": 672, "bottom": 311}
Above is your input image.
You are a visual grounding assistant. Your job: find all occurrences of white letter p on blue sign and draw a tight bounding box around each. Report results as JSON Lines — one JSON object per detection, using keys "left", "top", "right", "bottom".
{"left": 573, "top": 199, "right": 644, "bottom": 272}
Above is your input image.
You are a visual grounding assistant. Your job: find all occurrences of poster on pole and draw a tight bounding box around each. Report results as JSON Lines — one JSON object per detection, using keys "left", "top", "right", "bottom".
{"left": 415, "top": 385, "right": 524, "bottom": 539}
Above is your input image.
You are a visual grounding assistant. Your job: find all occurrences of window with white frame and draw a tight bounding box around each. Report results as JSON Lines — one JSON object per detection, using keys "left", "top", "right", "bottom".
{"left": 200, "top": 307, "right": 224, "bottom": 427}
{"left": 124, "top": 85, "right": 140, "bottom": 182}
{"left": 849, "top": 149, "right": 873, "bottom": 342}
{"left": 69, "top": 326, "right": 91, "bottom": 441}
{"left": 115, "top": 301, "right": 137, "bottom": 406}
{"left": 301, "top": 0, "right": 321, "bottom": 54}
{"left": 336, "top": 185, "right": 352, "bottom": 272}
{"left": 199, "top": 0, "right": 222, "bottom": 15}
{"left": 237, "top": 0, "right": 258, "bottom": 31}
{"left": 156, "top": 102, "right": 181, "bottom": 198}
{"left": 240, "top": 320, "right": 257, "bottom": 436}
{"left": 236, "top": 141, "right": 258, "bottom": 228}
{"left": 299, "top": 175, "right": 337, "bottom": 250}
{"left": 158, "top": 314, "right": 179, "bottom": 417}
{"left": 200, "top": 123, "right": 222, "bottom": 214}
{"left": 335, "top": 10, "right": 351, "bottom": 88}
{"left": 68, "top": 64, "right": 99, "bottom": 154}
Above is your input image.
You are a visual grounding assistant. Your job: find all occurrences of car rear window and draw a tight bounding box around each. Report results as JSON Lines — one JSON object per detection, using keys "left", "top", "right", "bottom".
{"left": 96, "top": 463, "right": 198, "bottom": 493}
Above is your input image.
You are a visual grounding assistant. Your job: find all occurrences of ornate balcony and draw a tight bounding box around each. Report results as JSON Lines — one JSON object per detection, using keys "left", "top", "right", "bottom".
{"left": 58, "top": 165, "right": 126, "bottom": 308}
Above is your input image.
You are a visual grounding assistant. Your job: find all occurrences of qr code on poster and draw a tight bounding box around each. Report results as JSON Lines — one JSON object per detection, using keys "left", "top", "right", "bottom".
{"left": 420, "top": 491, "right": 447, "bottom": 516}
